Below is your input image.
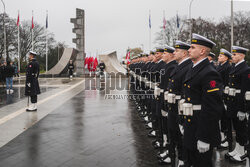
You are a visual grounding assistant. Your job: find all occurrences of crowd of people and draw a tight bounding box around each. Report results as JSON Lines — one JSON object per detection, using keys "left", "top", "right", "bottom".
{"left": 0, "top": 61, "right": 19, "bottom": 94}
{"left": 129, "top": 33, "right": 250, "bottom": 166}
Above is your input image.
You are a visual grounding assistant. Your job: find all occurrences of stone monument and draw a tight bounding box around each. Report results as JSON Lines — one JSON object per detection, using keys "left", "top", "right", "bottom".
{"left": 70, "top": 8, "right": 86, "bottom": 76}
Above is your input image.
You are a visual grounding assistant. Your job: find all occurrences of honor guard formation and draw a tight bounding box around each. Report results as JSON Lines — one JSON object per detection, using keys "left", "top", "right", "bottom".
{"left": 128, "top": 33, "right": 250, "bottom": 167}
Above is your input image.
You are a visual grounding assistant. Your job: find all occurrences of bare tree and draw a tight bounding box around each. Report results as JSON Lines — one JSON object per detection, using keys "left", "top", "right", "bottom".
{"left": 154, "top": 12, "right": 250, "bottom": 64}
{"left": 129, "top": 47, "right": 143, "bottom": 58}
{"left": 154, "top": 15, "right": 189, "bottom": 47}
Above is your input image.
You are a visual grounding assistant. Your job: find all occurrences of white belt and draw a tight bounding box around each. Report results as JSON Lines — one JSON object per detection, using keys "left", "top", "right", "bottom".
{"left": 164, "top": 91, "right": 169, "bottom": 101}
{"left": 224, "top": 86, "right": 229, "bottom": 94}
{"left": 167, "top": 93, "right": 176, "bottom": 104}
{"left": 145, "top": 80, "right": 151, "bottom": 87}
{"left": 167, "top": 94, "right": 181, "bottom": 104}
{"left": 154, "top": 87, "right": 161, "bottom": 98}
{"left": 139, "top": 76, "right": 142, "bottom": 82}
{"left": 141, "top": 77, "right": 145, "bottom": 83}
{"left": 182, "top": 103, "right": 201, "bottom": 116}
{"left": 228, "top": 88, "right": 241, "bottom": 96}
{"left": 178, "top": 99, "right": 185, "bottom": 115}
{"left": 246, "top": 91, "right": 250, "bottom": 101}
{"left": 161, "top": 110, "right": 168, "bottom": 117}
{"left": 176, "top": 95, "right": 181, "bottom": 100}
{"left": 151, "top": 82, "right": 156, "bottom": 90}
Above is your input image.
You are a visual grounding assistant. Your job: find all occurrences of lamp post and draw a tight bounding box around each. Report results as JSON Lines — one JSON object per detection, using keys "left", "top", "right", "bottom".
{"left": 189, "top": 0, "right": 194, "bottom": 42}
{"left": 1, "top": 0, "right": 6, "bottom": 61}
{"left": 231, "top": 0, "right": 234, "bottom": 51}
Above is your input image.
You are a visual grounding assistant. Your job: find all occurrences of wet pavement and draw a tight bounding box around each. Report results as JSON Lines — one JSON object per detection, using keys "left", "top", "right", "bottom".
{"left": 0, "top": 77, "right": 247, "bottom": 167}
{"left": 0, "top": 77, "right": 79, "bottom": 108}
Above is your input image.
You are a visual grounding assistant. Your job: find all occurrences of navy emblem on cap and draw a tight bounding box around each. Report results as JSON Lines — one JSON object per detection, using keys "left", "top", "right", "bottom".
{"left": 164, "top": 45, "right": 175, "bottom": 53}
{"left": 191, "top": 33, "right": 216, "bottom": 49}
{"left": 232, "top": 46, "right": 249, "bottom": 54}
{"left": 220, "top": 48, "right": 232, "bottom": 59}
{"left": 175, "top": 40, "right": 190, "bottom": 50}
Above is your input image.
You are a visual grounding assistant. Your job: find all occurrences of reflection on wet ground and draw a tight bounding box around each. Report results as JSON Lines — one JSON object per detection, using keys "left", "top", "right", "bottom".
{"left": 0, "top": 87, "right": 55, "bottom": 108}
{"left": 0, "top": 78, "right": 246, "bottom": 167}
{"left": 0, "top": 77, "right": 77, "bottom": 108}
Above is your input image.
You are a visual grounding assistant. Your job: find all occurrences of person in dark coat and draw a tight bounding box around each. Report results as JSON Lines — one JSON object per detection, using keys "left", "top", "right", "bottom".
{"left": 182, "top": 33, "right": 224, "bottom": 167}
{"left": 225, "top": 46, "right": 250, "bottom": 163}
{"left": 245, "top": 72, "right": 250, "bottom": 160}
{"left": 0, "top": 62, "right": 6, "bottom": 86}
{"left": 157, "top": 46, "right": 178, "bottom": 165}
{"left": 68, "top": 60, "right": 74, "bottom": 80}
{"left": 0, "top": 62, "right": 4, "bottom": 86}
{"left": 25, "top": 51, "right": 40, "bottom": 112}
{"left": 99, "top": 61, "right": 106, "bottom": 77}
{"left": 99, "top": 61, "right": 105, "bottom": 72}
{"left": 208, "top": 52, "right": 216, "bottom": 68}
{"left": 4, "top": 61, "right": 15, "bottom": 94}
{"left": 216, "top": 48, "right": 232, "bottom": 149}
{"left": 161, "top": 41, "right": 192, "bottom": 166}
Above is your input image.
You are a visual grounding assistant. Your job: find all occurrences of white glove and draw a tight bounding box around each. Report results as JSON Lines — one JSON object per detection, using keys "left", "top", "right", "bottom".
{"left": 237, "top": 111, "right": 246, "bottom": 121}
{"left": 197, "top": 140, "right": 210, "bottom": 153}
{"left": 224, "top": 104, "right": 227, "bottom": 110}
{"left": 179, "top": 125, "right": 184, "bottom": 135}
{"left": 27, "top": 83, "right": 31, "bottom": 87}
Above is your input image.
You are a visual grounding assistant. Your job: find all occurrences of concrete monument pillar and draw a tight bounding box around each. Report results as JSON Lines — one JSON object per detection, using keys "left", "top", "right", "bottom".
{"left": 70, "top": 8, "right": 86, "bottom": 76}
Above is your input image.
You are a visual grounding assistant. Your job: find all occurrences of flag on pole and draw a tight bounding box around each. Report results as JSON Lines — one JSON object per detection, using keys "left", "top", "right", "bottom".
{"left": 46, "top": 12, "right": 48, "bottom": 29}
{"left": 45, "top": 10, "right": 48, "bottom": 72}
{"left": 88, "top": 57, "right": 93, "bottom": 72}
{"left": 32, "top": 11, "right": 34, "bottom": 51}
{"left": 93, "top": 57, "right": 98, "bottom": 71}
{"left": 17, "top": 11, "right": 20, "bottom": 73}
{"left": 32, "top": 13, "right": 34, "bottom": 29}
{"left": 17, "top": 12, "right": 20, "bottom": 27}
{"left": 126, "top": 51, "right": 131, "bottom": 65}
{"left": 149, "top": 11, "right": 151, "bottom": 29}
{"left": 177, "top": 13, "right": 180, "bottom": 28}
{"left": 163, "top": 15, "right": 167, "bottom": 30}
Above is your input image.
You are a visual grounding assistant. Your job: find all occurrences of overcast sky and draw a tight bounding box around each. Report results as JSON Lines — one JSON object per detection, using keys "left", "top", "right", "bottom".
{"left": 3, "top": 0, "right": 250, "bottom": 60}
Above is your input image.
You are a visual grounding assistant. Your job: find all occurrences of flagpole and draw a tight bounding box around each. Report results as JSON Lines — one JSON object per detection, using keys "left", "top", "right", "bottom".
{"left": 32, "top": 10, "right": 34, "bottom": 51}
{"left": 231, "top": 0, "right": 234, "bottom": 52}
{"left": 46, "top": 10, "right": 48, "bottom": 73}
{"left": 176, "top": 11, "right": 179, "bottom": 41}
{"left": 163, "top": 10, "right": 166, "bottom": 45}
{"left": 149, "top": 10, "right": 151, "bottom": 51}
{"left": 18, "top": 10, "right": 20, "bottom": 73}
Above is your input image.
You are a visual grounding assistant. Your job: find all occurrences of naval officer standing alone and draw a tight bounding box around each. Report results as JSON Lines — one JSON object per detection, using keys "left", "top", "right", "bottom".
{"left": 25, "top": 51, "right": 41, "bottom": 112}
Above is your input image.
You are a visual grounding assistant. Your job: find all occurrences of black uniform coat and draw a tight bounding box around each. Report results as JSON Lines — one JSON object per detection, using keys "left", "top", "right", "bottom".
{"left": 160, "top": 60, "right": 177, "bottom": 91}
{"left": 227, "top": 61, "right": 250, "bottom": 118}
{"left": 99, "top": 62, "right": 105, "bottom": 70}
{"left": 68, "top": 63, "right": 74, "bottom": 75}
{"left": 148, "top": 60, "right": 166, "bottom": 116}
{"left": 0, "top": 65, "right": 6, "bottom": 82}
{"left": 210, "top": 61, "right": 216, "bottom": 69}
{"left": 216, "top": 61, "right": 232, "bottom": 88}
{"left": 150, "top": 60, "right": 166, "bottom": 84}
{"left": 4, "top": 65, "right": 15, "bottom": 78}
{"left": 25, "top": 58, "right": 41, "bottom": 96}
{"left": 183, "top": 58, "right": 224, "bottom": 150}
{"left": 167, "top": 59, "right": 192, "bottom": 131}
